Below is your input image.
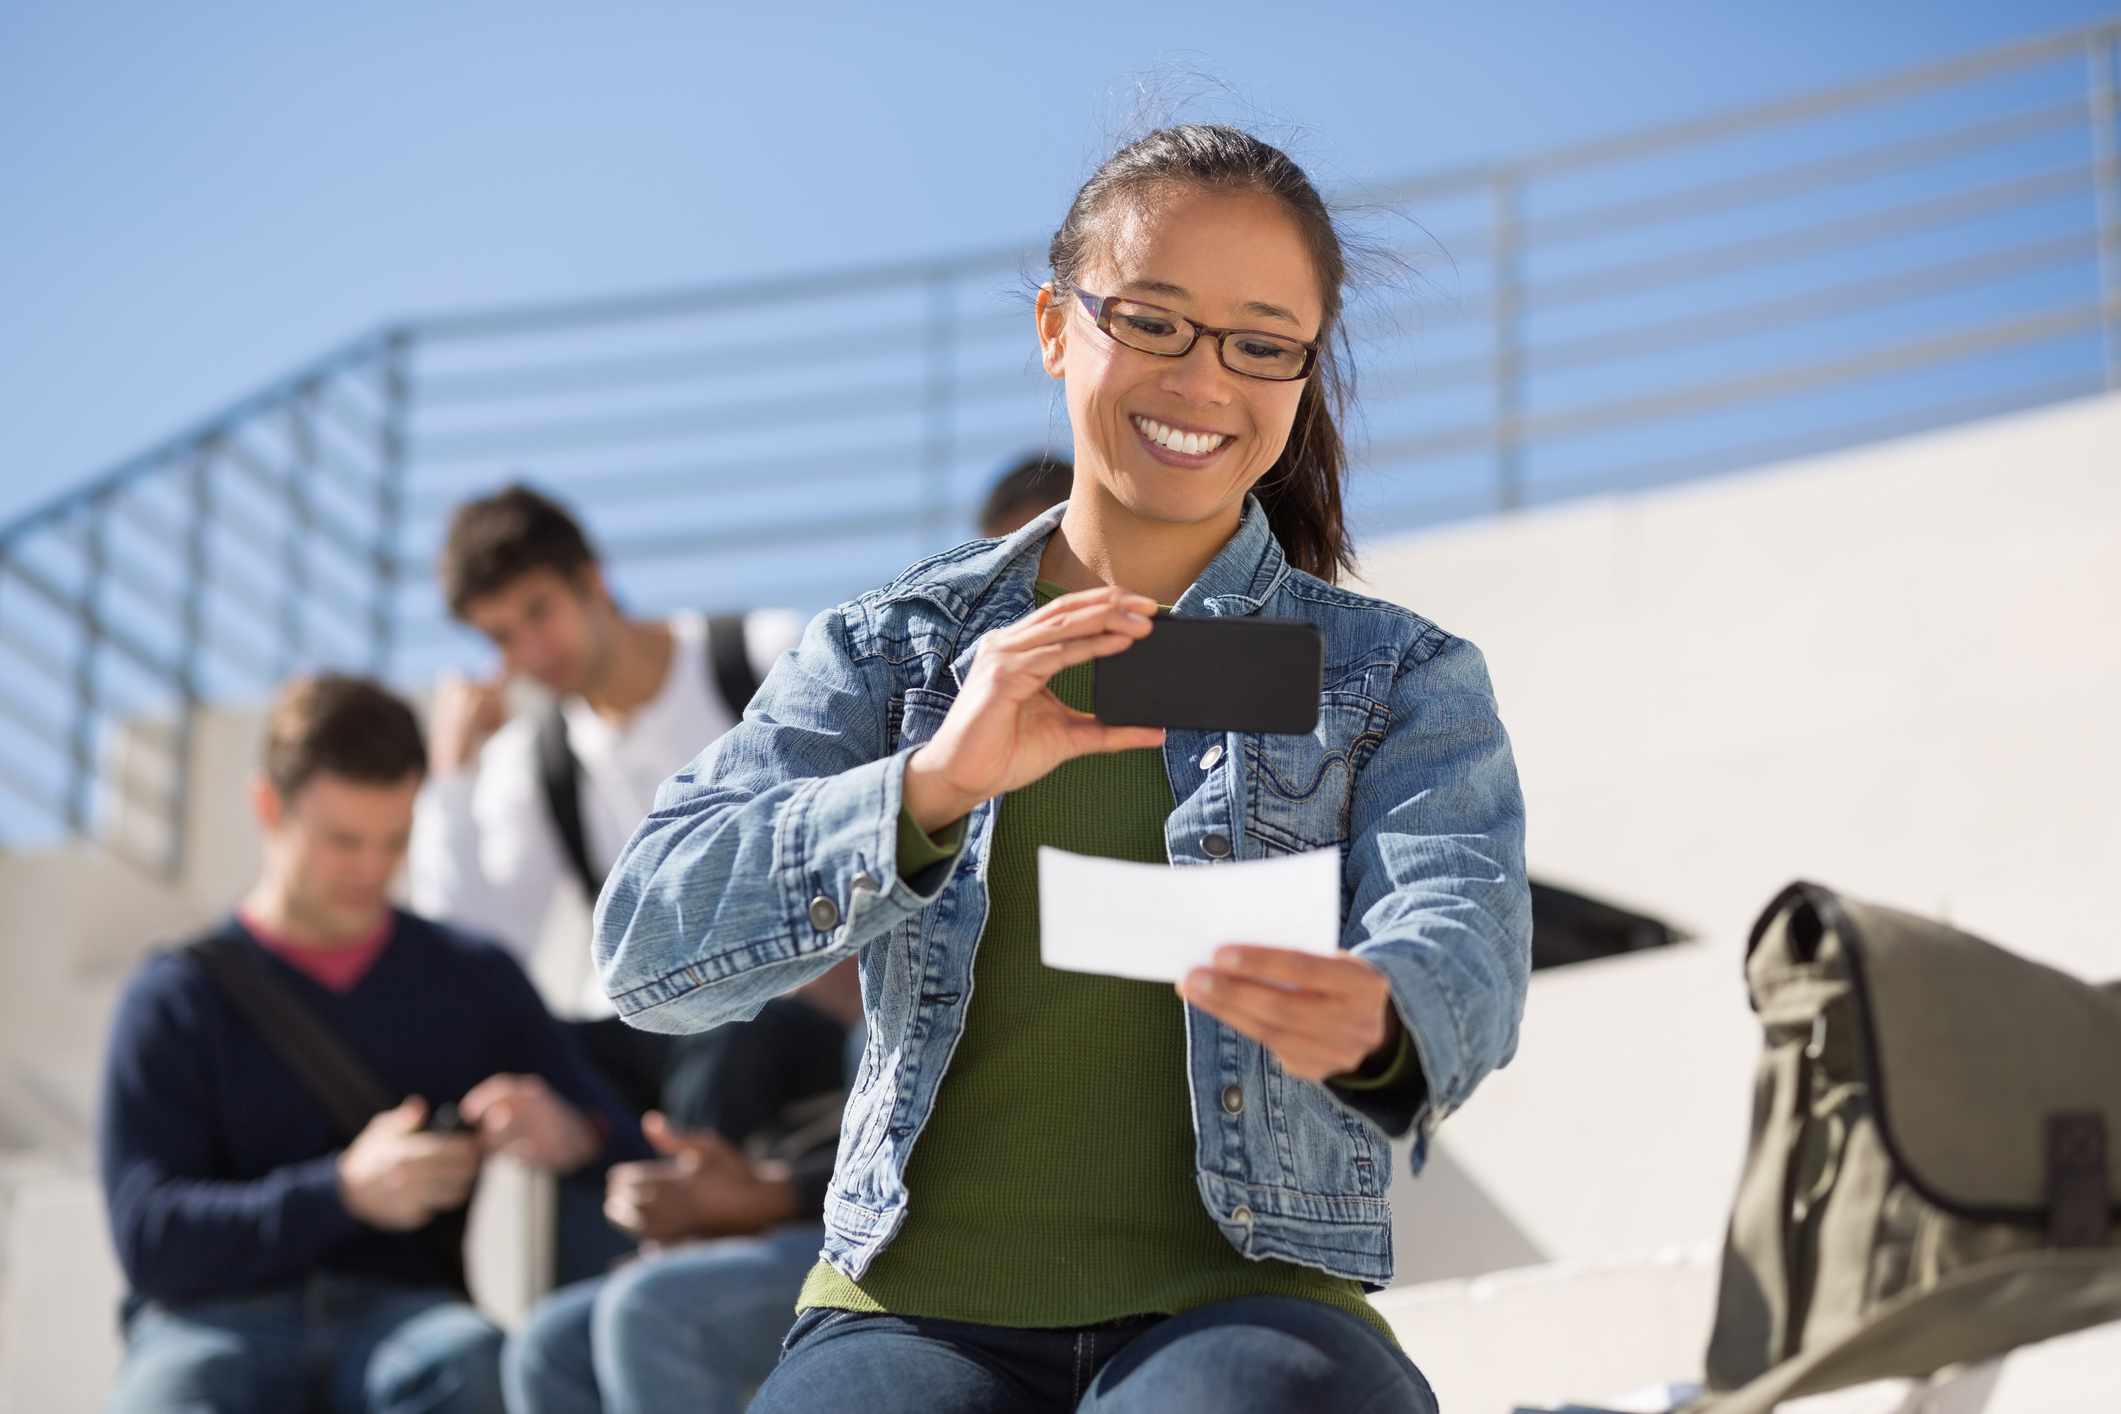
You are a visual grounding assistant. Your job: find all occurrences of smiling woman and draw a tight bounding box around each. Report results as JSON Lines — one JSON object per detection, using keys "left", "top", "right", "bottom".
{"left": 594, "top": 122, "right": 1531, "bottom": 1414}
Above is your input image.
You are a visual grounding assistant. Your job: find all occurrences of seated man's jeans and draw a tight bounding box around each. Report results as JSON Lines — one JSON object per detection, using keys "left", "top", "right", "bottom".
{"left": 109, "top": 1273, "right": 504, "bottom": 1414}
{"left": 748, "top": 1295, "right": 1437, "bottom": 1414}
{"left": 502, "top": 1221, "right": 825, "bottom": 1414}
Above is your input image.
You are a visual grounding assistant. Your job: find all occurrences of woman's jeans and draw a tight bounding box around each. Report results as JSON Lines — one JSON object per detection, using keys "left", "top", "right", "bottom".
{"left": 108, "top": 1273, "right": 504, "bottom": 1413}
{"left": 748, "top": 1295, "right": 1438, "bottom": 1414}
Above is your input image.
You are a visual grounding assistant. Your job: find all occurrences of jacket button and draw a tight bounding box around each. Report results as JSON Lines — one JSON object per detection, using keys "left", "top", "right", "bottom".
{"left": 1231, "top": 1205, "right": 1254, "bottom": 1225}
{"left": 851, "top": 872, "right": 880, "bottom": 894}
{"left": 807, "top": 896, "right": 841, "bottom": 931}
{"left": 1221, "top": 1084, "right": 1244, "bottom": 1115}
{"left": 1199, "top": 744, "right": 1225, "bottom": 771}
{"left": 1201, "top": 833, "right": 1232, "bottom": 859}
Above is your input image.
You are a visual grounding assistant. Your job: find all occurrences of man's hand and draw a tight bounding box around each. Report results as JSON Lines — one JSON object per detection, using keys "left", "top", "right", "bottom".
{"left": 429, "top": 671, "right": 510, "bottom": 777}
{"left": 603, "top": 1112, "right": 798, "bottom": 1244}
{"left": 337, "top": 1097, "right": 482, "bottom": 1231}
{"left": 460, "top": 1074, "right": 601, "bottom": 1175}
{"left": 1178, "top": 947, "right": 1402, "bottom": 1084}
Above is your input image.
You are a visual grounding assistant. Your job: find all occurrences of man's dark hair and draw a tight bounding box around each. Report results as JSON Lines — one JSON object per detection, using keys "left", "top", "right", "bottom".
{"left": 263, "top": 673, "right": 428, "bottom": 800}
{"left": 977, "top": 453, "right": 1074, "bottom": 536}
{"left": 440, "top": 483, "right": 600, "bottom": 620}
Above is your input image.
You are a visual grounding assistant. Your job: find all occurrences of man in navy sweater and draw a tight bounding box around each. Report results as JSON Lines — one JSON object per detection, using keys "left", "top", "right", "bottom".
{"left": 97, "top": 673, "right": 648, "bottom": 1413}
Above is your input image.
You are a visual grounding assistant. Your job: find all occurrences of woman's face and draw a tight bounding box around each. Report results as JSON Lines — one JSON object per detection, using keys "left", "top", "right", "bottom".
{"left": 1039, "top": 186, "right": 1323, "bottom": 535}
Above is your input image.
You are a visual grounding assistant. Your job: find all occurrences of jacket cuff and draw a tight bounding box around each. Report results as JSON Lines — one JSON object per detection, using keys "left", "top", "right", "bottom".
{"left": 783, "top": 747, "right": 968, "bottom": 958}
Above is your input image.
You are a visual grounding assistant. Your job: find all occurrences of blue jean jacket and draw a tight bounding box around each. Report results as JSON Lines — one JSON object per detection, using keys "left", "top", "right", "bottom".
{"left": 595, "top": 498, "right": 1531, "bottom": 1287}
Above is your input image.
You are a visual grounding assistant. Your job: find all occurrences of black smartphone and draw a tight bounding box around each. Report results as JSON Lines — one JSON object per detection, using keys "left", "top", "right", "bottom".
{"left": 423, "top": 1101, "right": 475, "bottom": 1136}
{"left": 1093, "top": 614, "right": 1323, "bottom": 735}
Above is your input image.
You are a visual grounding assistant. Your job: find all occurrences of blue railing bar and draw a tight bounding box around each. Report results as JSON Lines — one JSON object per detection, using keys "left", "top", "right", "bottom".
{"left": 408, "top": 245, "right": 1032, "bottom": 343}
{"left": 0, "top": 621, "right": 77, "bottom": 687}
{"left": 1519, "top": 158, "right": 2113, "bottom": 313}
{"left": 306, "top": 438, "right": 388, "bottom": 504}
{"left": 595, "top": 499, "right": 990, "bottom": 562}
{"left": 403, "top": 425, "right": 1039, "bottom": 528}
{"left": 409, "top": 367, "right": 1029, "bottom": 463}
{"left": 316, "top": 382, "right": 384, "bottom": 452}
{"left": 369, "top": 332, "right": 411, "bottom": 677}
{"left": 416, "top": 307, "right": 1035, "bottom": 409}
{"left": 0, "top": 755, "right": 69, "bottom": 828}
{"left": 0, "top": 678, "right": 71, "bottom": 757}
{"left": 397, "top": 432, "right": 1040, "bottom": 535}
{"left": 212, "top": 433, "right": 385, "bottom": 581}
{"left": 1533, "top": 371, "right": 2112, "bottom": 506}
{"left": 1363, "top": 226, "right": 2108, "bottom": 397}
{"left": 1367, "top": 295, "right": 2113, "bottom": 464}
{"left": 419, "top": 328, "right": 975, "bottom": 407}
{"left": 1359, "top": 157, "right": 2115, "bottom": 339}
{"left": 0, "top": 556, "right": 184, "bottom": 690}
{"left": 1384, "top": 95, "right": 2098, "bottom": 275}
{"left": 1522, "top": 95, "right": 2094, "bottom": 248}
{"left": 0, "top": 327, "right": 395, "bottom": 550}
{"left": 2089, "top": 33, "right": 2121, "bottom": 385}
{"left": 196, "top": 615, "right": 281, "bottom": 687}
{"left": 1357, "top": 17, "right": 2121, "bottom": 205}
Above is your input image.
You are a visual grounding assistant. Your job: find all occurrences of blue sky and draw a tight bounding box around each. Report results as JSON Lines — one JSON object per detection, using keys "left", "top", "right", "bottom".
{"left": 4, "top": 0, "right": 2117, "bottom": 524}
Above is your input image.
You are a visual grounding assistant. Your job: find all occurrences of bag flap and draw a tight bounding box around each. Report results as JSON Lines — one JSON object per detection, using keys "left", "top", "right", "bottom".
{"left": 1746, "top": 881, "right": 2121, "bottom": 1221}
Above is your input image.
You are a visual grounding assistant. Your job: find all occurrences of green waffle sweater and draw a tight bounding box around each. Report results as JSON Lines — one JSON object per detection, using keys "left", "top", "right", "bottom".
{"left": 797, "top": 583, "right": 1399, "bottom": 1341}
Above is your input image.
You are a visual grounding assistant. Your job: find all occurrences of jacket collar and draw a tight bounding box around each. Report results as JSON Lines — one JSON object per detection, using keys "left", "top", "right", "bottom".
{"left": 948, "top": 495, "right": 1289, "bottom": 689}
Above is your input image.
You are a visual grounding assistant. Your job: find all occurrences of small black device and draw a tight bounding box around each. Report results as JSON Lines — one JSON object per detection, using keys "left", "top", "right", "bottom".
{"left": 1093, "top": 614, "right": 1323, "bottom": 735}
{"left": 424, "top": 1101, "right": 476, "bottom": 1136}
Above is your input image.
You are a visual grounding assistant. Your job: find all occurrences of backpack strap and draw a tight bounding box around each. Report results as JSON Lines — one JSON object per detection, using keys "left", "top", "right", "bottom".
{"left": 534, "top": 702, "right": 603, "bottom": 903}
{"left": 182, "top": 935, "right": 469, "bottom": 1294}
{"left": 707, "top": 612, "right": 763, "bottom": 717}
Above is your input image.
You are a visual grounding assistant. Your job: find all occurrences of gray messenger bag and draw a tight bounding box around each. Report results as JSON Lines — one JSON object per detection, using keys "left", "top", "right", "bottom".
{"left": 1694, "top": 881, "right": 2121, "bottom": 1412}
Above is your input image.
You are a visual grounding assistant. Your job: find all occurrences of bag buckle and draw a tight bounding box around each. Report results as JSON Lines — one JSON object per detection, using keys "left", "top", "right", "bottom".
{"left": 2046, "top": 1112, "right": 2112, "bottom": 1248}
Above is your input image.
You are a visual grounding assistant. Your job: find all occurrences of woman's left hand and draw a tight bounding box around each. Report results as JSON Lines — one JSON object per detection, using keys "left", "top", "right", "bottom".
{"left": 1178, "top": 947, "right": 1401, "bottom": 1084}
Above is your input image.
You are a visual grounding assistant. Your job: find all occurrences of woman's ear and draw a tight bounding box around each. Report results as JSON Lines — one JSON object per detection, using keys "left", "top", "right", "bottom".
{"left": 1034, "top": 283, "right": 1066, "bottom": 380}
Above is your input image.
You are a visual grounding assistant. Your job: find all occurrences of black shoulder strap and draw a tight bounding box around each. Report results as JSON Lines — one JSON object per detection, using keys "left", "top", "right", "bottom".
{"left": 534, "top": 702, "right": 603, "bottom": 903}
{"left": 537, "top": 616, "right": 757, "bottom": 907}
{"left": 183, "top": 933, "right": 470, "bottom": 1293}
{"left": 185, "top": 936, "right": 394, "bottom": 1137}
{"left": 707, "top": 612, "right": 763, "bottom": 716}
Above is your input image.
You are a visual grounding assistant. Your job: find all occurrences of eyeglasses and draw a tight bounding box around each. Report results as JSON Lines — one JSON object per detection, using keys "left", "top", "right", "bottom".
{"left": 1072, "top": 289, "right": 1319, "bottom": 382}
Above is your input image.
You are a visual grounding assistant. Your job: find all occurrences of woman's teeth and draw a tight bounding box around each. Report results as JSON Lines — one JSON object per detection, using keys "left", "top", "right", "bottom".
{"left": 1133, "top": 416, "right": 1229, "bottom": 457}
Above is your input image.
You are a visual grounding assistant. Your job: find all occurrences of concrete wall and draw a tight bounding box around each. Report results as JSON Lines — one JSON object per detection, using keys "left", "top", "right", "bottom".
{"left": 1355, "top": 390, "right": 2121, "bottom": 968}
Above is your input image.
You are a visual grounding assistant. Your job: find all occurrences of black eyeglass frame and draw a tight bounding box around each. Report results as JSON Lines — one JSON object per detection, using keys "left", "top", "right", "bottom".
{"left": 1071, "top": 288, "right": 1320, "bottom": 382}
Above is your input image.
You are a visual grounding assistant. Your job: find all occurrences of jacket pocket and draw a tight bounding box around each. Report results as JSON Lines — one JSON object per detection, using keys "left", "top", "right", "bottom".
{"left": 1245, "top": 692, "right": 1388, "bottom": 855}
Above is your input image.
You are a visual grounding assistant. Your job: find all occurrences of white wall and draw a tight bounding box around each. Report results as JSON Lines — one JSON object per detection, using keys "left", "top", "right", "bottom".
{"left": 1357, "top": 390, "right": 2121, "bottom": 970}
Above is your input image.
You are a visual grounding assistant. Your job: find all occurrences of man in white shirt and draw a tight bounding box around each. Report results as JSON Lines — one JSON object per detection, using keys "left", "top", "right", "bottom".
{"left": 409, "top": 484, "right": 805, "bottom": 1117}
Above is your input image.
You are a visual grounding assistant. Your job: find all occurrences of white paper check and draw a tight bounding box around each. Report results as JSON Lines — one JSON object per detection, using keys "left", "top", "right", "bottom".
{"left": 1036, "top": 845, "right": 1341, "bottom": 983}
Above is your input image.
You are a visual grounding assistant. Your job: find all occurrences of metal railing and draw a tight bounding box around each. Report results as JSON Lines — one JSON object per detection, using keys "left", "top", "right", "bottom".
{"left": 2, "top": 19, "right": 2117, "bottom": 877}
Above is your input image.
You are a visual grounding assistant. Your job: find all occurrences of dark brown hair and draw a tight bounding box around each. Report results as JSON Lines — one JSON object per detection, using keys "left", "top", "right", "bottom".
{"left": 263, "top": 673, "right": 428, "bottom": 799}
{"left": 977, "top": 452, "right": 1074, "bottom": 535}
{"left": 440, "top": 483, "right": 600, "bottom": 620}
{"left": 1047, "top": 124, "right": 1356, "bottom": 582}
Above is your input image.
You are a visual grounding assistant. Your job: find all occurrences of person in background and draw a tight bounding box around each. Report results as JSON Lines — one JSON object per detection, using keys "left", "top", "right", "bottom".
{"left": 977, "top": 452, "right": 1074, "bottom": 537}
{"left": 500, "top": 973, "right": 861, "bottom": 1414}
{"left": 408, "top": 484, "right": 805, "bottom": 1278}
{"left": 98, "top": 674, "right": 646, "bottom": 1414}
{"left": 595, "top": 124, "right": 1529, "bottom": 1414}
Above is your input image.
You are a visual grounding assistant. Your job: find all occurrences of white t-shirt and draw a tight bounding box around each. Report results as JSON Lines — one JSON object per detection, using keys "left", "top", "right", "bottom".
{"left": 408, "top": 609, "right": 805, "bottom": 1018}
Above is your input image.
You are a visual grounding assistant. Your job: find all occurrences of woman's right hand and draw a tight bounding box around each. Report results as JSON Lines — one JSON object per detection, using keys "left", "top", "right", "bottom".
{"left": 902, "top": 585, "right": 1167, "bottom": 833}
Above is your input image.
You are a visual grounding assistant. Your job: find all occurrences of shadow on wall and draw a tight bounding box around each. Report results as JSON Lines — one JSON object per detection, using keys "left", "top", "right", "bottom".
{"left": 1390, "top": 1138, "right": 1549, "bottom": 1287}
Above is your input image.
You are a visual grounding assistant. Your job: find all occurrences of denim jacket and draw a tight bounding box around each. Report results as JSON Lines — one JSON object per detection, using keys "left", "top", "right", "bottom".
{"left": 595, "top": 498, "right": 1530, "bottom": 1286}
